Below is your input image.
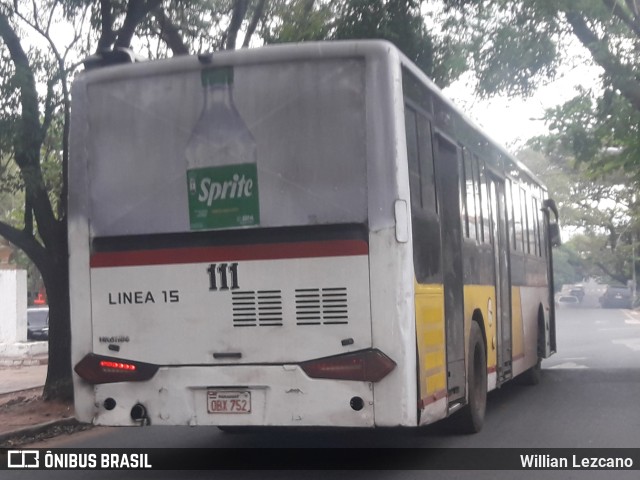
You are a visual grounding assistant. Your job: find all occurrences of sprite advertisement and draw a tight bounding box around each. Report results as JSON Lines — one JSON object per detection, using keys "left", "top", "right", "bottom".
{"left": 187, "top": 163, "right": 260, "bottom": 230}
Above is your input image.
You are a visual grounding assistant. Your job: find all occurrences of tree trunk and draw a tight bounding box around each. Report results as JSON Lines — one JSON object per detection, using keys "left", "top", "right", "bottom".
{"left": 41, "top": 222, "right": 73, "bottom": 402}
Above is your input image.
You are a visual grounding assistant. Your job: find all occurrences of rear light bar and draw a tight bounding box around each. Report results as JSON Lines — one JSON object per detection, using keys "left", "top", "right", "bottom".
{"left": 75, "top": 350, "right": 395, "bottom": 385}
{"left": 74, "top": 353, "right": 159, "bottom": 384}
{"left": 300, "top": 349, "right": 396, "bottom": 382}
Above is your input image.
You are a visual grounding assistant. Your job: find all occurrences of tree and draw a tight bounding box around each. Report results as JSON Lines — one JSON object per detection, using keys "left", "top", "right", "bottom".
{"left": 260, "top": 0, "right": 469, "bottom": 86}
{"left": 551, "top": 239, "right": 590, "bottom": 290}
{"left": 332, "top": 0, "right": 437, "bottom": 75}
{"left": 1, "top": 2, "right": 74, "bottom": 401}
{"left": 260, "top": 0, "right": 334, "bottom": 44}
{"left": 447, "top": 0, "right": 640, "bottom": 178}
{"left": 519, "top": 138, "right": 638, "bottom": 285}
{"left": 0, "top": 0, "right": 175, "bottom": 401}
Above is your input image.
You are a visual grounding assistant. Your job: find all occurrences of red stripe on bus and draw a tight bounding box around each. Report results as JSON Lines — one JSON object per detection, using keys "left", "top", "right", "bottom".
{"left": 90, "top": 239, "right": 368, "bottom": 268}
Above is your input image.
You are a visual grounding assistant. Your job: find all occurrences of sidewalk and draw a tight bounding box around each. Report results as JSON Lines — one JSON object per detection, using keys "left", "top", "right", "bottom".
{"left": 0, "top": 356, "right": 80, "bottom": 446}
{"left": 0, "top": 361, "right": 47, "bottom": 395}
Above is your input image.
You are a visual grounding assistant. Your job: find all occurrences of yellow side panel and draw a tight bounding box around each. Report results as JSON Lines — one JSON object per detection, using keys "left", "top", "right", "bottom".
{"left": 414, "top": 284, "right": 446, "bottom": 405}
{"left": 511, "top": 287, "right": 524, "bottom": 360}
{"left": 462, "top": 285, "right": 496, "bottom": 371}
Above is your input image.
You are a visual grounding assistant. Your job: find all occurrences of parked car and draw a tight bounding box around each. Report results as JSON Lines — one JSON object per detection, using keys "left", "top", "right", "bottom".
{"left": 569, "top": 285, "right": 585, "bottom": 302}
{"left": 27, "top": 306, "right": 49, "bottom": 340}
{"left": 555, "top": 293, "right": 580, "bottom": 307}
{"left": 600, "top": 285, "right": 632, "bottom": 309}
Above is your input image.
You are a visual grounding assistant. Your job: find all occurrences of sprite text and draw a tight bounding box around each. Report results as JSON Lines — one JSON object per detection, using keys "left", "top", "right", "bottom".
{"left": 198, "top": 174, "right": 254, "bottom": 206}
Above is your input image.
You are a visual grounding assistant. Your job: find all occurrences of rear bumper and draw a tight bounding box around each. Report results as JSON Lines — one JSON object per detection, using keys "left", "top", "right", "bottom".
{"left": 76, "top": 364, "right": 376, "bottom": 427}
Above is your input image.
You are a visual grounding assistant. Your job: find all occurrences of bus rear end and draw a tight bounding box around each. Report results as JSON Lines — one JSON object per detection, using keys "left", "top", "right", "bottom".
{"left": 69, "top": 43, "right": 407, "bottom": 428}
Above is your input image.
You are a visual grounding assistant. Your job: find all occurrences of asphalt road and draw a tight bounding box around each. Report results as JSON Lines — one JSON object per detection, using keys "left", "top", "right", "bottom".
{"left": 8, "top": 303, "right": 640, "bottom": 479}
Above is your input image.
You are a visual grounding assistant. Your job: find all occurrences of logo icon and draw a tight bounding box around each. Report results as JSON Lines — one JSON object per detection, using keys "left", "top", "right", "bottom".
{"left": 7, "top": 450, "right": 39, "bottom": 468}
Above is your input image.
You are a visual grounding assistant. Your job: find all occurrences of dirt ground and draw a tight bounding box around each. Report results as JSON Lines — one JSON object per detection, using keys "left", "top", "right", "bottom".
{"left": 0, "top": 387, "right": 82, "bottom": 444}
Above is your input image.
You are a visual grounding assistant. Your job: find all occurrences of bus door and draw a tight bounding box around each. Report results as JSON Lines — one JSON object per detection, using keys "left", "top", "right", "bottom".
{"left": 488, "top": 174, "right": 513, "bottom": 383}
{"left": 433, "top": 133, "right": 466, "bottom": 406}
{"left": 542, "top": 198, "right": 560, "bottom": 356}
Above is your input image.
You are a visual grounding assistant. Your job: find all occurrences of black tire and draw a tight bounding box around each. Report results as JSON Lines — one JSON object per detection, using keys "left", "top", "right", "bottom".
{"left": 519, "top": 312, "right": 544, "bottom": 386}
{"left": 454, "top": 322, "right": 487, "bottom": 434}
{"left": 517, "top": 357, "right": 541, "bottom": 386}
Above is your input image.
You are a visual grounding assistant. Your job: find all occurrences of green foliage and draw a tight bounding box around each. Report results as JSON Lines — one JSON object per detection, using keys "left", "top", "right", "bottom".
{"left": 261, "top": 0, "right": 334, "bottom": 44}
{"left": 541, "top": 87, "right": 640, "bottom": 181}
{"left": 551, "top": 232, "right": 632, "bottom": 289}
{"left": 258, "top": 0, "right": 471, "bottom": 86}
{"left": 323, "top": 0, "right": 472, "bottom": 85}
{"left": 552, "top": 241, "right": 588, "bottom": 290}
{"left": 472, "top": 20, "right": 557, "bottom": 97}
{"left": 447, "top": 0, "right": 640, "bottom": 186}
{"left": 444, "top": 0, "right": 564, "bottom": 97}
{"left": 333, "top": 0, "right": 437, "bottom": 76}
{"left": 520, "top": 134, "right": 638, "bottom": 285}
{"left": 558, "top": 232, "right": 634, "bottom": 286}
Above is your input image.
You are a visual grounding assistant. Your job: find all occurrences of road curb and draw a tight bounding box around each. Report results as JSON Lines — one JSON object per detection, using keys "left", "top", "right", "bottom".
{"left": 0, "top": 418, "right": 82, "bottom": 446}
{"left": 0, "top": 356, "right": 48, "bottom": 367}
{"left": 0, "top": 386, "right": 43, "bottom": 397}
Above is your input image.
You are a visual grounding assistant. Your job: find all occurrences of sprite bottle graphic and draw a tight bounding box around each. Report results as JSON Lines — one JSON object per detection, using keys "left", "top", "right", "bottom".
{"left": 185, "top": 66, "right": 259, "bottom": 230}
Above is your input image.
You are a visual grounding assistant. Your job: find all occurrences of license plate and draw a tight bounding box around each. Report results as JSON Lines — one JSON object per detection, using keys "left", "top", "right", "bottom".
{"left": 207, "top": 390, "right": 251, "bottom": 414}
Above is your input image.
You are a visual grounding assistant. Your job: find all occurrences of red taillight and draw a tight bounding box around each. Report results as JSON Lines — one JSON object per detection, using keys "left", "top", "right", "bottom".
{"left": 74, "top": 354, "right": 158, "bottom": 384}
{"left": 300, "top": 349, "right": 396, "bottom": 382}
{"left": 99, "top": 360, "right": 136, "bottom": 371}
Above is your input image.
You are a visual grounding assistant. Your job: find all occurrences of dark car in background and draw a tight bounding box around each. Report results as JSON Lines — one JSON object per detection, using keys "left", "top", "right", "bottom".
{"left": 27, "top": 306, "right": 49, "bottom": 340}
{"left": 600, "top": 285, "right": 633, "bottom": 309}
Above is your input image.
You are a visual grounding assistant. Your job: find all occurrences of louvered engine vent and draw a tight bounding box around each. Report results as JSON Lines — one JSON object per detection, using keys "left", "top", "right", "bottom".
{"left": 232, "top": 290, "right": 283, "bottom": 327}
{"left": 295, "top": 287, "right": 349, "bottom": 326}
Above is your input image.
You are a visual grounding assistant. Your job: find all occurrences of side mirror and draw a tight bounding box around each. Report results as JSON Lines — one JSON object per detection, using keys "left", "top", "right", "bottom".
{"left": 548, "top": 223, "right": 561, "bottom": 247}
{"left": 542, "top": 198, "right": 561, "bottom": 247}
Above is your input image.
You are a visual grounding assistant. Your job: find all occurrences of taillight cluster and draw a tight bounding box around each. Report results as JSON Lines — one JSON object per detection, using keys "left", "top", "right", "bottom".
{"left": 300, "top": 349, "right": 396, "bottom": 382}
{"left": 74, "top": 354, "right": 158, "bottom": 384}
{"left": 99, "top": 360, "right": 137, "bottom": 371}
{"left": 75, "top": 349, "right": 395, "bottom": 385}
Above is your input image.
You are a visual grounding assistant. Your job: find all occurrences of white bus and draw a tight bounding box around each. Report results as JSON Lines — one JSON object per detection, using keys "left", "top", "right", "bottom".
{"left": 69, "top": 40, "right": 558, "bottom": 432}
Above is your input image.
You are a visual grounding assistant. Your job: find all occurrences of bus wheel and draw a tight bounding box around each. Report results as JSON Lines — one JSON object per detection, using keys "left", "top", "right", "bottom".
{"left": 455, "top": 322, "right": 487, "bottom": 434}
{"left": 519, "top": 311, "right": 544, "bottom": 386}
{"left": 518, "top": 357, "right": 541, "bottom": 386}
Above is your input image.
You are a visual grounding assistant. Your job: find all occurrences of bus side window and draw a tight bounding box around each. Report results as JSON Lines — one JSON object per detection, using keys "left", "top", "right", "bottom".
{"left": 472, "top": 155, "right": 483, "bottom": 243}
{"left": 463, "top": 150, "right": 478, "bottom": 240}
{"left": 459, "top": 150, "right": 469, "bottom": 238}
{"left": 479, "top": 159, "right": 491, "bottom": 243}
{"left": 405, "top": 107, "right": 422, "bottom": 209}
{"left": 513, "top": 183, "right": 524, "bottom": 252}
{"left": 416, "top": 114, "right": 436, "bottom": 212}
{"left": 404, "top": 104, "right": 441, "bottom": 283}
{"left": 533, "top": 196, "right": 541, "bottom": 256}
{"left": 506, "top": 179, "right": 516, "bottom": 251}
{"left": 520, "top": 187, "right": 530, "bottom": 254}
